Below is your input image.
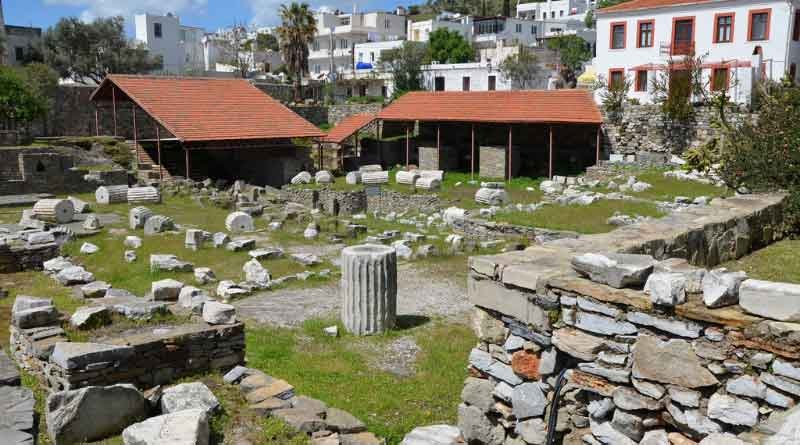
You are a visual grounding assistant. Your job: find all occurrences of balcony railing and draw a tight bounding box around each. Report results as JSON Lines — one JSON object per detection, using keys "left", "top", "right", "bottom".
{"left": 660, "top": 41, "right": 695, "bottom": 57}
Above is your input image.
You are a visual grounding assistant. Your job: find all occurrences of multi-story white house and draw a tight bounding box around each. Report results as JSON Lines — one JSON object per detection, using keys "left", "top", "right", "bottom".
{"left": 308, "top": 10, "right": 406, "bottom": 76}
{"left": 135, "top": 13, "right": 205, "bottom": 74}
{"left": 517, "top": 0, "right": 596, "bottom": 21}
{"left": 595, "top": 0, "right": 800, "bottom": 105}
{"left": 408, "top": 14, "right": 473, "bottom": 42}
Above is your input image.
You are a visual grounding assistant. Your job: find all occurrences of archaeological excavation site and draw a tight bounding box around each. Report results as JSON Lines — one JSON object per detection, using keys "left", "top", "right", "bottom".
{"left": 1, "top": 75, "right": 799, "bottom": 445}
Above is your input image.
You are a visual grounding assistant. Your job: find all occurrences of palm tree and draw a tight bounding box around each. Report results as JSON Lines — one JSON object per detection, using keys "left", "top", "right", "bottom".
{"left": 277, "top": 2, "right": 316, "bottom": 102}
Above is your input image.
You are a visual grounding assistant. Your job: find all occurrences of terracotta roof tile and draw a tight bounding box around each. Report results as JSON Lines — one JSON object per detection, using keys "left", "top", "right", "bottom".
{"left": 377, "top": 90, "right": 602, "bottom": 125}
{"left": 321, "top": 114, "right": 376, "bottom": 143}
{"left": 598, "top": 0, "right": 715, "bottom": 14}
{"left": 91, "top": 75, "right": 324, "bottom": 142}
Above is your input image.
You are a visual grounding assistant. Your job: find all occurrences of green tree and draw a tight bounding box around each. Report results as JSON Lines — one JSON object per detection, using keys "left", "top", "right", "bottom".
{"left": 499, "top": 46, "right": 541, "bottom": 90}
{"left": 598, "top": 0, "right": 631, "bottom": 7}
{"left": 427, "top": 28, "right": 473, "bottom": 64}
{"left": 383, "top": 41, "right": 428, "bottom": 97}
{"left": 256, "top": 32, "right": 279, "bottom": 51}
{"left": 277, "top": 2, "right": 316, "bottom": 102}
{"left": 546, "top": 35, "right": 592, "bottom": 85}
{"left": 584, "top": 10, "right": 595, "bottom": 29}
{"left": 43, "top": 16, "right": 161, "bottom": 84}
{"left": 0, "top": 66, "right": 50, "bottom": 129}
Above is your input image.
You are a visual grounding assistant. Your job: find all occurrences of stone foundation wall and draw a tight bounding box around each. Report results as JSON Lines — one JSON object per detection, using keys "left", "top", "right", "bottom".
{"left": 366, "top": 189, "right": 441, "bottom": 215}
{"left": 11, "top": 323, "right": 245, "bottom": 391}
{"left": 602, "top": 105, "right": 754, "bottom": 157}
{"left": 280, "top": 187, "right": 367, "bottom": 216}
{"left": 451, "top": 217, "right": 579, "bottom": 242}
{"left": 0, "top": 239, "right": 61, "bottom": 273}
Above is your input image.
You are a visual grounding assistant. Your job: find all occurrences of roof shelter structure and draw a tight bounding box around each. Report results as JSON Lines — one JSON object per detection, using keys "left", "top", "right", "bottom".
{"left": 319, "top": 113, "right": 377, "bottom": 170}
{"left": 376, "top": 90, "right": 604, "bottom": 179}
{"left": 90, "top": 75, "right": 324, "bottom": 185}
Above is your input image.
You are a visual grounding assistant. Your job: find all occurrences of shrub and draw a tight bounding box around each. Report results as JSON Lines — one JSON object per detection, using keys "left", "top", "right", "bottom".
{"left": 718, "top": 79, "right": 800, "bottom": 231}
{"left": 346, "top": 95, "right": 384, "bottom": 104}
{"left": 599, "top": 75, "right": 631, "bottom": 121}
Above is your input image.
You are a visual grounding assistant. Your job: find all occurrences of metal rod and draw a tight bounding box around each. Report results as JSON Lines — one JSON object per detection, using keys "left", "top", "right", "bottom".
{"left": 184, "top": 145, "right": 190, "bottom": 180}
{"left": 471, "top": 124, "right": 475, "bottom": 180}
{"left": 548, "top": 126, "right": 554, "bottom": 179}
{"left": 111, "top": 86, "right": 118, "bottom": 137}
{"left": 132, "top": 105, "right": 138, "bottom": 170}
{"left": 507, "top": 125, "right": 512, "bottom": 180}
{"left": 156, "top": 125, "right": 163, "bottom": 184}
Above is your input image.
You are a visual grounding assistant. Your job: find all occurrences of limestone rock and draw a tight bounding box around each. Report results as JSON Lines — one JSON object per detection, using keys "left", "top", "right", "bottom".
{"left": 80, "top": 242, "right": 99, "bottom": 254}
{"left": 124, "top": 250, "right": 137, "bottom": 263}
{"left": 194, "top": 267, "right": 216, "bottom": 284}
{"left": 315, "top": 170, "right": 333, "bottom": 184}
{"left": 291, "top": 171, "right": 312, "bottom": 184}
{"left": 707, "top": 393, "right": 759, "bottom": 427}
{"left": 325, "top": 407, "right": 366, "bottom": 434}
{"left": 212, "top": 232, "right": 230, "bottom": 248}
{"left": 225, "top": 211, "right": 254, "bottom": 232}
{"left": 68, "top": 196, "right": 90, "bottom": 214}
{"left": 243, "top": 259, "right": 271, "bottom": 287}
{"left": 0, "top": 386, "right": 35, "bottom": 433}
{"left": 46, "top": 384, "right": 146, "bottom": 444}
{"left": 640, "top": 429, "right": 669, "bottom": 445}
{"left": 0, "top": 349, "right": 20, "bottom": 386}
{"left": 571, "top": 253, "right": 656, "bottom": 289}
{"left": 151, "top": 278, "right": 184, "bottom": 301}
{"left": 612, "top": 387, "right": 662, "bottom": 411}
{"left": 55, "top": 266, "right": 95, "bottom": 285}
{"left": 665, "top": 403, "right": 722, "bottom": 438}
{"left": 124, "top": 236, "right": 143, "bottom": 249}
{"left": 150, "top": 254, "right": 194, "bottom": 273}
{"left": 726, "top": 375, "right": 768, "bottom": 400}
{"left": 653, "top": 258, "right": 706, "bottom": 293}
{"left": 552, "top": 328, "right": 605, "bottom": 361}
{"left": 589, "top": 420, "right": 637, "bottom": 445}
{"left": 612, "top": 409, "right": 644, "bottom": 442}
{"left": 122, "top": 408, "right": 209, "bottom": 445}
{"left": 143, "top": 215, "right": 175, "bottom": 235}
{"left": 512, "top": 382, "right": 548, "bottom": 419}
{"left": 362, "top": 170, "right": 389, "bottom": 184}
{"left": 226, "top": 238, "right": 256, "bottom": 252}
{"left": 185, "top": 229, "right": 205, "bottom": 250}
{"left": 127, "top": 186, "right": 161, "bottom": 204}
{"left": 160, "top": 382, "right": 220, "bottom": 415}
{"left": 178, "top": 286, "right": 211, "bottom": 313}
{"left": 82, "top": 215, "right": 102, "bottom": 230}
{"left": 202, "top": 301, "right": 236, "bottom": 324}
{"left": 702, "top": 269, "right": 747, "bottom": 308}
{"left": 11, "top": 296, "right": 58, "bottom": 329}
{"left": 33, "top": 199, "right": 75, "bottom": 224}
{"left": 739, "top": 279, "right": 800, "bottom": 322}
{"left": 699, "top": 433, "right": 748, "bottom": 445}
{"left": 346, "top": 171, "right": 362, "bottom": 185}
{"left": 396, "top": 170, "right": 420, "bottom": 186}
{"left": 50, "top": 342, "right": 134, "bottom": 370}
{"left": 516, "top": 418, "right": 546, "bottom": 445}
{"left": 461, "top": 377, "right": 495, "bottom": 412}
{"left": 400, "top": 425, "right": 463, "bottom": 445}
{"left": 644, "top": 272, "right": 687, "bottom": 306}
{"left": 475, "top": 188, "right": 508, "bottom": 206}
{"left": 128, "top": 207, "right": 152, "bottom": 230}
{"left": 631, "top": 336, "right": 718, "bottom": 388}
{"left": 457, "top": 403, "right": 504, "bottom": 445}
{"left": 341, "top": 244, "right": 397, "bottom": 335}
{"left": 70, "top": 306, "right": 111, "bottom": 329}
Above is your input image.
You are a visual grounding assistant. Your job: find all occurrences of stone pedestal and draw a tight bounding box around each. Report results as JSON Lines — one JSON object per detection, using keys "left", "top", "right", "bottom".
{"left": 341, "top": 244, "right": 397, "bottom": 335}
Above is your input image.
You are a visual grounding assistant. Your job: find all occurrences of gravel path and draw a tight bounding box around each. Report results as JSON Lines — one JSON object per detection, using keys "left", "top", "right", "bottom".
{"left": 234, "top": 263, "right": 470, "bottom": 327}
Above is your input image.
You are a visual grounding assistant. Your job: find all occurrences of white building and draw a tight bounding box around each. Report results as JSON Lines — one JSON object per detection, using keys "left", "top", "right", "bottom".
{"left": 422, "top": 62, "right": 513, "bottom": 91}
{"left": 134, "top": 13, "right": 205, "bottom": 74}
{"left": 595, "top": 0, "right": 800, "bottom": 105}
{"left": 309, "top": 10, "right": 406, "bottom": 76}
{"left": 517, "top": 0, "right": 595, "bottom": 21}
{"left": 408, "top": 14, "right": 473, "bottom": 42}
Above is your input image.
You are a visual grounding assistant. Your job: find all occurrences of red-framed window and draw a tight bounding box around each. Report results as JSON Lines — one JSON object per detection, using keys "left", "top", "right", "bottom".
{"left": 711, "top": 67, "right": 730, "bottom": 91}
{"left": 637, "top": 20, "right": 655, "bottom": 48}
{"left": 610, "top": 22, "right": 627, "bottom": 49}
{"left": 609, "top": 68, "right": 625, "bottom": 89}
{"left": 634, "top": 70, "right": 648, "bottom": 91}
{"left": 748, "top": 8, "right": 772, "bottom": 41}
{"left": 714, "top": 13, "right": 735, "bottom": 43}
{"left": 671, "top": 16, "right": 696, "bottom": 55}
{"left": 793, "top": 11, "right": 800, "bottom": 41}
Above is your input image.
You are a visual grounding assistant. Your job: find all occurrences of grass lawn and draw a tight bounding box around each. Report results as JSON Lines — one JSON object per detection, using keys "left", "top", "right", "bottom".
{"left": 722, "top": 239, "right": 800, "bottom": 284}
{"left": 494, "top": 199, "right": 664, "bottom": 234}
{"left": 627, "top": 170, "right": 731, "bottom": 202}
{"left": 246, "top": 319, "right": 475, "bottom": 445}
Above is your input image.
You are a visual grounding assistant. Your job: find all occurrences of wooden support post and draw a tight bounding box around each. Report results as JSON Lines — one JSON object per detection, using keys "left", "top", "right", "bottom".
{"left": 596, "top": 125, "right": 601, "bottom": 164}
{"left": 405, "top": 125, "right": 410, "bottom": 168}
{"left": 184, "top": 146, "right": 190, "bottom": 180}
{"left": 354, "top": 130, "right": 359, "bottom": 166}
{"left": 507, "top": 125, "right": 513, "bottom": 180}
{"left": 94, "top": 107, "right": 99, "bottom": 136}
{"left": 132, "top": 105, "right": 138, "bottom": 170}
{"left": 548, "top": 126, "right": 554, "bottom": 179}
{"left": 471, "top": 124, "right": 475, "bottom": 180}
{"left": 156, "top": 125, "right": 163, "bottom": 184}
{"left": 436, "top": 124, "right": 441, "bottom": 169}
{"left": 111, "top": 86, "right": 118, "bottom": 137}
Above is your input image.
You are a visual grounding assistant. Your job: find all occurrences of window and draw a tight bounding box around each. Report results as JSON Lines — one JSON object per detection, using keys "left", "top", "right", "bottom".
{"left": 551, "top": 11, "right": 556, "bottom": 19}
{"left": 610, "top": 22, "right": 626, "bottom": 49}
{"left": 385, "top": 18, "right": 391, "bottom": 29}
{"left": 749, "top": 9, "right": 771, "bottom": 41}
{"left": 359, "top": 85, "right": 367, "bottom": 96}
{"left": 14, "top": 46, "right": 24, "bottom": 61}
{"left": 488, "top": 75, "right": 496, "bottom": 91}
{"left": 795, "top": 11, "right": 800, "bottom": 41}
{"left": 532, "top": 25, "right": 537, "bottom": 35}
{"left": 370, "top": 52, "right": 375, "bottom": 62}
{"left": 711, "top": 67, "right": 729, "bottom": 91}
{"left": 435, "top": 76, "right": 445, "bottom": 91}
{"left": 714, "top": 13, "right": 734, "bottom": 43}
{"left": 516, "top": 23, "right": 522, "bottom": 33}
{"left": 560, "top": 10, "right": 564, "bottom": 17}
{"left": 637, "top": 20, "right": 654, "bottom": 47}
{"left": 672, "top": 17, "right": 695, "bottom": 55}
{"left": 357, "top": 52, "right": 363, "bottom": 62}
{"left": 381, "top": 86, "right": 388, "bottom": 98}
{"left": 635, "top": 70, "right": 648, "bottom": 92}
{"left": 340, "top": 39, "right": 348, "bottom": 49}
{"left": 154, "top": 22, "right": 162, "bottom": 38}
{"left": 462, "top": 76, "right": 471, "bottom": 91}
{"left": 609, "top": 69, "right": 624, "bottom": 89}
{"left": 312, "top": 40, "right": 319, "bottom": 51}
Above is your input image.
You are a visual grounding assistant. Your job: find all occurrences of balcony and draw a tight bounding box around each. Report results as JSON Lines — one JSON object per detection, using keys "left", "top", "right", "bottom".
{"left": 660, "top": 41, "right": 695, "bottom": 57}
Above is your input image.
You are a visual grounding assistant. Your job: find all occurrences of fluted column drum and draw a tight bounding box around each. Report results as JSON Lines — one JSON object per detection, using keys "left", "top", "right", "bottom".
{"left": 341, "top": 244, "right": 397, "bottom": 335}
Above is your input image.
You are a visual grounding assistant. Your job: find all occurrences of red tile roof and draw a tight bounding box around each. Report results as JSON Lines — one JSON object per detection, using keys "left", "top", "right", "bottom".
{"left": 90, "top": 75, "right": 324, "bottom": 142}
{"left": 377, "top": 90, "right": 603, "bottom": 125}
{"left": 321, "top": 114, "right": 376, "bottom": 143}
{"left": 598, "top": 0, "right": 715, "bottom": 14}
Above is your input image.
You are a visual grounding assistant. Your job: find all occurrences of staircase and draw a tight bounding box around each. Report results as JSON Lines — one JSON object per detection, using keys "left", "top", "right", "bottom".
{"left": 128, "top": 141, "right": 172, "bottom": 183}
